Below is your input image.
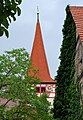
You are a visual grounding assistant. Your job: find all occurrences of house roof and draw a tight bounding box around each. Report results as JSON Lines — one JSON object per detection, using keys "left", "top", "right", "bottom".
{"left": 30, "top": 14, "right": 55, "bottom": 83}
{"left": 70, "top": 6, "right": 83, "bottom": 41}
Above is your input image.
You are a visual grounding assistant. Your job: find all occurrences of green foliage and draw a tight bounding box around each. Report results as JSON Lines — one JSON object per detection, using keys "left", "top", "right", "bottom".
{"left": 0, "top": 0, "right": 22, "bottom": 38}
{"left": 0, "top": 48, "right": 54, "bottom": 120}
{"left": 53, "top": 5, "right": 81, "bottom": 120}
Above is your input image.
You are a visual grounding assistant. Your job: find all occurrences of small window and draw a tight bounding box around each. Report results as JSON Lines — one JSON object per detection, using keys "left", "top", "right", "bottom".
{"left": 41, "top": 87, "right": 45, "bottom": 93}
{"left": 80, "top": 58, "right": 82, "bottom": 63}
{"left": 36, "top": 87, "right": 40, "bottom": 93}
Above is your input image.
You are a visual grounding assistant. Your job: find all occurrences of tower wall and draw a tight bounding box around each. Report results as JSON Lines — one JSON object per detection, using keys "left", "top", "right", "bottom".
{"left": 35, "top": 83, "right": 56, "bottom": 106}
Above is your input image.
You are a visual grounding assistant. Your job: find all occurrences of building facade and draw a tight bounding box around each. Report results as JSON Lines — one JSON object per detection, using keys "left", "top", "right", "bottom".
{"left": 70, "top": 6, "right": 83, "bottom": 102}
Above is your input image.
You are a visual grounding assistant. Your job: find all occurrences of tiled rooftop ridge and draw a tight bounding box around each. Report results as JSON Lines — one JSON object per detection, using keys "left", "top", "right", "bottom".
{"left": 70, "top": 6, "right": 83, "bottom": 41}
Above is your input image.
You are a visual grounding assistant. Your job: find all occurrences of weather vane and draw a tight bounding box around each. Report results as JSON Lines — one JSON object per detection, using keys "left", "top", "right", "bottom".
{"left": 37, "top": 0, "right": 39, "bottom": 21}
{"left": 37, "top": 5, "right": 39, "bottom": 13}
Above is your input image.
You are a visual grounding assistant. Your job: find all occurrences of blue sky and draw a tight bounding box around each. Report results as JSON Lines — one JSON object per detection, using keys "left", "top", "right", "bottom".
{"left": 0, "top": 0, "right": 83, "bottom": 78}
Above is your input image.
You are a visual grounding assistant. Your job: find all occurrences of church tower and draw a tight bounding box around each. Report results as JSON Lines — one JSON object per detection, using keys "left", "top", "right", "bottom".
{"left": 30, "top": 8, "right": 56, "bottom": 105}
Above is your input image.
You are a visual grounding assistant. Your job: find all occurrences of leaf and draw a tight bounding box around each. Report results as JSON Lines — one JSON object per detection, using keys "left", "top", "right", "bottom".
{"left": 8, "top": 17, "right": 11, "bottom": 23}
{"left": 10, "top": 3, "right": 17, "bottom": 14}
{"left": 16, "top": 0, "right": 22, "bottom": 4}
{"left": 4, "top": 29, "right": 9, "bottom": 38}
{"left": 2, "top": 18, "right": 9, "bottom": 29}
{"left": 16, "top": 7, "right": 21, "bottom": 16}
{"left": 0, "top": 27, "right": 4, "bottom": 36}
{"left": 11, "top": 13, "right": 16, "bottom": 21}
{"left": 5, "top": 0, "right": 10, "bottom": 6}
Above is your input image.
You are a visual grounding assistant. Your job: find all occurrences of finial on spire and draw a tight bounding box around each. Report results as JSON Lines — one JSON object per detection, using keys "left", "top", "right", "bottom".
{"left": 37, "top": 6, "right": 39, "bottom": 13}
{"left": 37, "top": 6, "right": 39, "bottom": 22}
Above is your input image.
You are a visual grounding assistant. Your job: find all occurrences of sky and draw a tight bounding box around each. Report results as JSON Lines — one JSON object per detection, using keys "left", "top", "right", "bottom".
{"left": 0, "top": 0, "right": 83, "bottom": 79}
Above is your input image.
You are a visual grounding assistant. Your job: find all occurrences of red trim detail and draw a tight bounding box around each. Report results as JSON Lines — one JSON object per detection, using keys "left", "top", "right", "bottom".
{"left": 40, "top": 84, "right": 41, "bottom": 96}
{"left": 35, "top": 83, "right": 56, "bottom": 98}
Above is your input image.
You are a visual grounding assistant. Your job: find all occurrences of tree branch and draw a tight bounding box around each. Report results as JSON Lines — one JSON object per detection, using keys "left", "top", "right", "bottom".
{"left": 3, "top": 98, "right": 12, "bottom": 107}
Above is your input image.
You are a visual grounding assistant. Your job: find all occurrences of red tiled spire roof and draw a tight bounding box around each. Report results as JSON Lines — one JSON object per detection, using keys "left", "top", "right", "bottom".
{"left": 70, "top": 6, "right": 83, "bottom": 41}
{"left": 30, "top": 13, "right": 55, "bottom": 83}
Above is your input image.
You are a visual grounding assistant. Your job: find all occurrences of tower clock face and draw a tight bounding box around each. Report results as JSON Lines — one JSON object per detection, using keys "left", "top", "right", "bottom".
{"left": 46, "top": 84, "right": 53, "bottom": 92}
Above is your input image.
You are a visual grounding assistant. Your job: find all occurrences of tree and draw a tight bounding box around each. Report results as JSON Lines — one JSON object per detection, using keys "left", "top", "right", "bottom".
{"left": 0, "top": 48, "right": 54, "bottom": 120}
{"left": 53, "top": 5, "right": 81, "bottom": 120}
{"left": 0, "top": 0, "right": 22, "bottom": 38}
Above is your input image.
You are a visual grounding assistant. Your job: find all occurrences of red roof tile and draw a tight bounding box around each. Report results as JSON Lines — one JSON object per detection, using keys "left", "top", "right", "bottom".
{"left": 30, "top": 20, "right": 55, "bottom": 83}
{"left": 70, "top": 6, "right": 83, "bottom": 41}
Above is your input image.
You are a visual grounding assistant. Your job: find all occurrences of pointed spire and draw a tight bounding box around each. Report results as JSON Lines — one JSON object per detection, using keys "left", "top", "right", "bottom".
{"left": 30, "top": 10, "right": 55, "bottom": 83}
